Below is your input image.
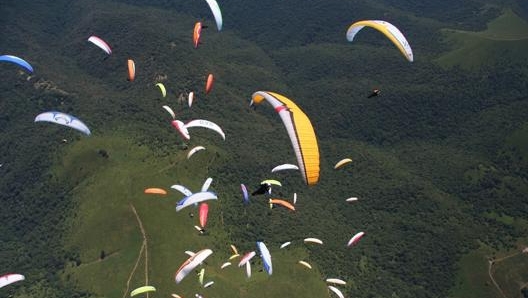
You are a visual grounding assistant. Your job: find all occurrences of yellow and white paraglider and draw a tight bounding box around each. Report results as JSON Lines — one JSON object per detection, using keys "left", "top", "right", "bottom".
{"left": 251, "top": 91, "right": 320, "bottom": 186}
{"left": 346, "top": 20, "right": 413, "bottom": 62}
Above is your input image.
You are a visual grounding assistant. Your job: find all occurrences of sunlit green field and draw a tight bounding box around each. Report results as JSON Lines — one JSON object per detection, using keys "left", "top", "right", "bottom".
{"left": 436, "top": 9, "right": 528, "bottom": 68}
{"left": 56, "top": 135, "right": 329, "bottom": 298}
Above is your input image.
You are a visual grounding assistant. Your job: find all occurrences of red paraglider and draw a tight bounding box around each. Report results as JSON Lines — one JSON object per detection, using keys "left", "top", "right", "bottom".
{"left": 199, "top": 203, "right": 209, "bottom": 230}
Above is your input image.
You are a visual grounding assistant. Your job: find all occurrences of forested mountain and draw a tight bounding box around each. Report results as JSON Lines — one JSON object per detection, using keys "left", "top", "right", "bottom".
{"left": 1, "top": 0, "right": 527, "bottom": 297}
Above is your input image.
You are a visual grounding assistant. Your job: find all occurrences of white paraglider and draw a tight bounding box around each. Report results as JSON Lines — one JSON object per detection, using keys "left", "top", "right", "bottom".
{"left": 174, "top": 249, "right": 213, "bottom": 283}
{"left": 203, "top": 0, "right": 223, "bottom": 31}
{"left": 185, "top": 119, "right": 225, "bottom": 140}
{"left": 176, "top": 192, "right": 217, "bottom": 211}
{"left": 271, "top": 163, "right": 299, "bottom": 173}
{"left": 171, "top": 184, "right": 193, "bottom": 197}
{"left": 0, "top": 273, "right": 25, "bottom": 289}
{"left": 187, "top": 146, "right": 206, "bottom": 159}
{"left": 35, "top": 111, "right": 91, "bottom": 135}
{"left": 257, "top": 241, "right": 272, "bottom": 275}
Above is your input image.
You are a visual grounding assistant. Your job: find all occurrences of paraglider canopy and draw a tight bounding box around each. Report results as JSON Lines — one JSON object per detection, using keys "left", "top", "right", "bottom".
{"left": 34, "top": 111, "right": 91, "bottom": 135}
{"left": 257, "top": 241, "right": 272, "bottom": 275}
{"left": 205, "top": 74, "right": 214, "bottom": 94}
{"left": 171, "top": 184, "right": 193, "bottom": 197}
{"left": 199, "top": 203, "right": 209, "bottom": 229}
{"left": 185, "top": 119, "right": 225, "bottom": 140}
{"left": 188, "top": 91, "right": 195, "bottom": 107}
{"left": 193, "top": 22, "right": 203, "bottom": 48}
{"left": 230, "top": 244, "right": 239, "bottom": 255}
{"left": 326, "top": 278, "right": 347, "bottom": 285}
{"left": 347, "top": 231, "right": 365, "bottom": 247}
{"left": 298, "top": 260, "right": 312, "bottom": 269}
{"left": 334, "top": 158, "right": 353, "bottom": 169}
{"left": 174, "top": 249, "right": 213, "bottom": 283}
{"left": 261, "top": 179, "right": 282, "bottom": 186}
{"left": 269, "top": 199, "right": 295, "bottom": 211}
{"left": 156, "top": 83, "right": 167, "bottom": 97}
{"left": 346, "top": 20, "right": 413, "bottom": 62}
{"left": 304, "top": 237, "right": 323, "bottom": 245}
{"left": 328, "top": 285, "right": 345, "bottom": 298}
{"left": 172, "top": 120, "right": 190, "bottom": 140}
{"left": 87, "top": 35, "right": 112, "bottom": 55}
{"left": 240, "top": 184, "right": 249, "bottom": 204}
{"left": 130, "top": 286, "right": 156, "bottom": 297}
{"left": 127, "top": 59, "right": 136, "bottom": 81}
{"left": 187, "top": 146, "right": 206, "bottom": 159}
{"left": 0, "top": 273, "right": 25, "bottom": 289}
{"left": 0, "top": 55, "right": 33, "bottom": 73}
{"left": 163, "top": 105, "right": 176, "bottom": 119}
{"left": 271, "top": 163, "right": 299, "bottom": 173}
{"left": 280, "top": 241, "right": 291, "bottom": 249}
{"left": 176, "top": 191, "right": 217, "bottom": 212}
{"left": 251, "top": 91, "right": 320, "bottom": 186}
{"left": 203, "top": 0, "right": 223, "bottom": 31}
{"left": 144, "top": 188, "right": 167, "bottom": 195}
{"left": 203, "top": 281, "right": 215, "bottom": 288}
{"left": 238, "top": 251, "right": 256, "bottom": 267}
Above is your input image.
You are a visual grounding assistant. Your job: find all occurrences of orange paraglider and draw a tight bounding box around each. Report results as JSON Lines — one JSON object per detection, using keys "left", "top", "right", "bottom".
{"left": 127, "top": 59, "right": 135, "bottom": 81}
{"left": 144, "top": 188, "right": 167, "bottom": 195}
{"left": 205, "top": 73, "right": 214, "bottom": 94}
{"left": 269, "top": 198, "right": 295, "bottom": 211}
{"left": 193, "top": 22, "right": 203, "bottom": 48}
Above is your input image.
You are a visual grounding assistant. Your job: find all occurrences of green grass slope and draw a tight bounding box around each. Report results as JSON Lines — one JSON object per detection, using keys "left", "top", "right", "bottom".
{"left": 436, "top": 8, "right": 528, "bottom": 68}
{"left": 54, "top": 134, "right": 328, "bottom": 298}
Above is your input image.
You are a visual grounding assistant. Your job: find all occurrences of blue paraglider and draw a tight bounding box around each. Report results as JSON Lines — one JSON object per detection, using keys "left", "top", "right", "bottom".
{"left": 0, "top": 55, "right": 34, "bottom": 73}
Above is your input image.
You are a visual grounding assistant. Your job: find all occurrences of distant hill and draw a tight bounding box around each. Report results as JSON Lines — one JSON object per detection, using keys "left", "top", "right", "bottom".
{"left": 436, "top": 8, "right": 528, "bottom": 68}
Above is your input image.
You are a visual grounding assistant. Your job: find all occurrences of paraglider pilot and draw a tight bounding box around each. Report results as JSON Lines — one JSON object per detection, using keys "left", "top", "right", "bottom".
{"left": 367, "top": 89, "right": 381, "bottom": 98}
{"left": 251, "top": 183, "right": 271, "bottom": 196}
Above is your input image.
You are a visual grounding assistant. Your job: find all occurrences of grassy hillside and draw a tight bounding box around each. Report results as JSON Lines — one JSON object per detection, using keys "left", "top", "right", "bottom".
{"left": 1, "top": 0, "right": 528, "bottom": 298}
{"left": 436, "top": 8, "right": 528, "bottom": 68}
{"left": 54, "top": 134, "right": 328, "bottom": 298}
